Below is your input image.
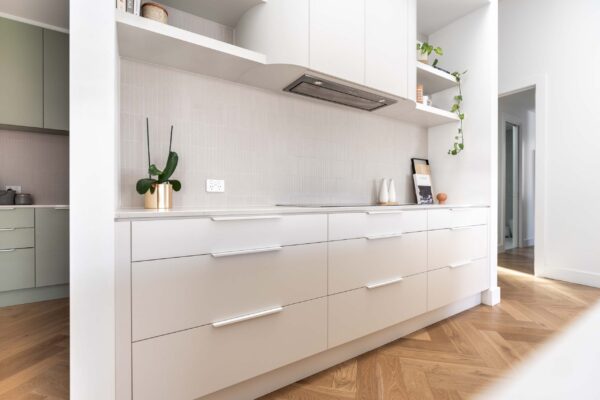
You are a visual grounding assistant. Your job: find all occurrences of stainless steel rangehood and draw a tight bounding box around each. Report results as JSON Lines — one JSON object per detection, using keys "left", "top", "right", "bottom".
{"left": 283, "top": 75, "right": 396, "bottom": 111}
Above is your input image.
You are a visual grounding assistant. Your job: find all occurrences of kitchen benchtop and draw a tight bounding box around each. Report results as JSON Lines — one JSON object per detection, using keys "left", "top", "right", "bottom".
{"left": 0, "top": 205, "right": 69, "bottom": 209}
{"left": 115, "top": 203, "right": 489, "bottom": 220}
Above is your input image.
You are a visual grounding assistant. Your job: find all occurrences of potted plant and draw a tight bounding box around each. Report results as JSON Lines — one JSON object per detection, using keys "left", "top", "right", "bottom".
{"left": 136, "top": 119, "right": 182, "bottom": 209}
{"left": 416, "top": 41, "right": 443, "bottom": 67}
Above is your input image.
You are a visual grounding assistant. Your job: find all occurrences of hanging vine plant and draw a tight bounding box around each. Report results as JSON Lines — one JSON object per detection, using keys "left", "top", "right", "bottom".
{"left": 448, "top": 70, "right": 467, "bottom": 156}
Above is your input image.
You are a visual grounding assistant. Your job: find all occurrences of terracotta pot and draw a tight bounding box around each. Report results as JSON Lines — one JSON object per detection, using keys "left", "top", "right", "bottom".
{"left": 144, "top": 183, "right": 173, "bottom": 209}
{"left": 436, "top": 193, "right": 448, "bottom": 205}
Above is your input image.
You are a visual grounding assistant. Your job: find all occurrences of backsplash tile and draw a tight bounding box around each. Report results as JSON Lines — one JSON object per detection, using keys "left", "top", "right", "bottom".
{"left": 120, "top": 60, "right": 427, "bottom": 208}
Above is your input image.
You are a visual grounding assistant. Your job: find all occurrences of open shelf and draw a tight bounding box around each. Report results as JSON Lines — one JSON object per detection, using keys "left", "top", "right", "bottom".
{"left": 417, "top": 62, "right": 457, "bottom": 94}
{"left": 116, "top": 10, "right": 266, "bottom": 82}
{"left": 403, "top": 103, "right": 460, "bottom": 126}
{"left": 158, "top": 0, "right": 266, "bottom": 27}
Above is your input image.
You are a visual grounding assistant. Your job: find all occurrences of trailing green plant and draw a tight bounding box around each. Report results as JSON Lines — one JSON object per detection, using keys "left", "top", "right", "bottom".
{"left": 417, "top": 42, "right": 443, "bottom": 67}
{"left": 448, "top": 70, "right": 467, "bottom": 156}
{"left": 136, "top": 118, "right": 182, "bottom": 195}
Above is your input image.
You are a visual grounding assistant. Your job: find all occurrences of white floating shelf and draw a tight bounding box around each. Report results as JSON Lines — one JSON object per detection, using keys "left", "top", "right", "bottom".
{"left": 158, "top": 0, "right": 266, "bottom": 27}
{"left": 417, "top": 62, "right": 457, "bottom": 94}
{"left": 408, "top": 103, "right": 460, "bottom": 126}
{"left": 116, "top": 10, "right": 266, "bottom": 82}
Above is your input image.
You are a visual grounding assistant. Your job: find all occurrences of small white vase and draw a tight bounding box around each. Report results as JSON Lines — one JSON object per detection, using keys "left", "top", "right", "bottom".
{"left": 378, "top": 178, "right": 389, "bottom": 204}
{"left": 388, "top": 179, "right": 397, "bottom": 203}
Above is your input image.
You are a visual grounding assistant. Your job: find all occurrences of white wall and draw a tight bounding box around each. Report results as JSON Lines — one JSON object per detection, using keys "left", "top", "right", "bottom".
{"left": 119, "top": 60, "right": 428, "bottom": 208}
{"left": 0, "top": 129, "right": 69, "bottom": 204}
{"left": 500, "top": 0, "right": 600, "bottom": 286}
{"left": 70, "top": 0, "right": 117, "bottom": 397}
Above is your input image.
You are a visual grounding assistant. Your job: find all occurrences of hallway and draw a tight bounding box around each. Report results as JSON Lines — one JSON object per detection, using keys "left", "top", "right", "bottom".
{"left": 498, "top": 247, "right": 534, "bottom": 275}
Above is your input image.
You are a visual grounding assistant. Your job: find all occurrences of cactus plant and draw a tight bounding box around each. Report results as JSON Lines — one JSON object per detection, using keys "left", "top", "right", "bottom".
{"left": 136, "top": 119, "right": 182, "bottom": 195}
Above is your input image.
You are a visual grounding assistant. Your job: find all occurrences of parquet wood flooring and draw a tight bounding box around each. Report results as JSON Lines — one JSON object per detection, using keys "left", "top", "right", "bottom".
{"left": 261, "top": 267, "right": 600, "bottom": 400}
{"left": 498, "top": 246, "right": 534, "bottom": 274}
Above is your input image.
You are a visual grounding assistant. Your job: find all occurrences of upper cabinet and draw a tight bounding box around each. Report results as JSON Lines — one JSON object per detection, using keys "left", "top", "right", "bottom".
{"left": 43, "top": 30, "right": 69, "bottom": 131}
{"left": 309, "top": 0, "right": 365, "bottom": 84}
{"left": 0, "top": 17, "right": 44, "bottom": 128}
{"left": 0, "top": 17, "right": 69, "bottom": 133}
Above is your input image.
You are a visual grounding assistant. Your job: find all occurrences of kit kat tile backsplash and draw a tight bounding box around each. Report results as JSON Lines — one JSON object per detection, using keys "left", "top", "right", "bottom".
{"left": 119, "top": 60, "right": 427, "bottom": 208}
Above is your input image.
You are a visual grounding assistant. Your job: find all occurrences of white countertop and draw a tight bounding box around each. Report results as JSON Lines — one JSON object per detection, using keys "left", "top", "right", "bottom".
{"left": 115, "top": 203, "right": 489, "bottom": 220}
{"left": 0, "top": 204, "right": 69, "bottom": 209}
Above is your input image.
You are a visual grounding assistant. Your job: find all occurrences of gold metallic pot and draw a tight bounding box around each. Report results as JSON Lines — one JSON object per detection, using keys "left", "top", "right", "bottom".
{"left": 144, "top": 183, "right": 173, "bottom": 209}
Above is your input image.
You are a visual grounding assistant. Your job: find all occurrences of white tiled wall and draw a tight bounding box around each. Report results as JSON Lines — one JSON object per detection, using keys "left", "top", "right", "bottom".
{"left": 0, "top": 129, "right": 69, "bottom": 204}
{"left": 120, "top": 60, "right": 427, "bottom": 208}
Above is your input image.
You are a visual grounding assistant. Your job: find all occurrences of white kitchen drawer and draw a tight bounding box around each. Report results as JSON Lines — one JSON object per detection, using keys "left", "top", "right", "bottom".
{"left": 0, "top": 227, "right": 34, "bottom": 250}
{"left": 428, "top": 207, "right": 488, "bottom": 230}
{"left": 131, "top": 213, "right": 327, "bottom": 261}
{"left": 428, "top": 225, "right": 488, "bottom": 271}
{"left": 328, "top": 231, "right": 426, "bottom": 294}
{"left": 328, "top": 273, "right": 427, "bottom": 348}
{"left": 0, "top": 208, "right": 34, "bottom": 228}
{"left": 132, "top": 242, "right": 327, "bottom": 341}
{"left": 132, "top": 297, "right": 327, "bottom": 400}
{"left": 328, "top": 210, "right": 427, "bottom": 241}
{"left": 428, "top": 258, "right": 489, "bottom": 311}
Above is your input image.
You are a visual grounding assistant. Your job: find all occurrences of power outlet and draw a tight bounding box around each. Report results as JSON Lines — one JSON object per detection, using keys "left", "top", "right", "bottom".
{"left": 206, "top": 179, "right": 225, "bottom": 193}
{"left": 5, "top": 185, "right": 21, "bottom": 193}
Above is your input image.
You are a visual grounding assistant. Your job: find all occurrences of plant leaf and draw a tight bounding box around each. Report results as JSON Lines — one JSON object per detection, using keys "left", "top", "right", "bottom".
{"left": 136, "top": 178, "right": 157, "bottom": 195}
{"left": 148, "top": 164, "right": 162, "bottom": 176}
{"left": 158, "top": 152, "right": 179, "bottom": 183}
{"left": 434, "top": 47, "right": 443, "bottom": 55}
{"left": 169, "top": 179, "right": 182, "bottom": 191}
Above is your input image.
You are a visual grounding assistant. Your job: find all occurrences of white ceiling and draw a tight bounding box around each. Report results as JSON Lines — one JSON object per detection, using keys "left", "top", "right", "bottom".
{"left": 159, "top": 0, "right": 264, "bottom": 27}
{"left": 418, "top": 0, "right": 490, "bottom": 36}
{"left": 0, "top": 0, "right": 68, "bottom": 30}
{"left": 500, "top": 88, "right": 536, "bottom": 111}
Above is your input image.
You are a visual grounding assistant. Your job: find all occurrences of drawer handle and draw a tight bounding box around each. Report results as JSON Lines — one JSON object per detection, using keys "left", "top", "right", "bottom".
{"left": 365, "top": 233, "right": 403, "bottom": 240}
{"left": 448, "top": 260, "right": 473, "bottom": 269}
{"left": 0, "top": 208, "right": 16, "bottom": 211}
{"left": 448, "top": 208, "right": 473, "bottom": 212}
{"left": 54, "top": 206, "right": 69, "bottom": 210}
{"left": 0, "top": 228, "right": 16, "bottom": 232}
{"left": 366, "top": 276, "right": 404, "bottom": 289}
{"left": 212, "top": 306, "right": 283, "bottom": 328}
{"left": 0, "top": 249, "right": 16, "bottom": 253}
{"left": 449, "top": 226, "right": 474, "bottom": 231}
{"left": 211, "top": 246, "right": 282, "bottom": 258}
{"left": 366, "top": 210, "right": 403, "bottom": 215}
{"left": 211, "top": 215, "right": 282, "bottom": 221}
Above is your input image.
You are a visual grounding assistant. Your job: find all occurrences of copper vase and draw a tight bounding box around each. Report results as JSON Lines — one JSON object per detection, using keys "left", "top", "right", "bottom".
{"left": 144, "top": 183, "right": 173, "bottom": 209}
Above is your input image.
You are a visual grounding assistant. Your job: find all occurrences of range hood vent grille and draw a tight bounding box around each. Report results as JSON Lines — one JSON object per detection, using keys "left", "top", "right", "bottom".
{"left": 283, "top": 75, "right": 396, "bottom": 111}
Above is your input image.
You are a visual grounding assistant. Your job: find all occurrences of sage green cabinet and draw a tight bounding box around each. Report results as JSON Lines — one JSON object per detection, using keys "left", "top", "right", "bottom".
{"left": 43, "top": 29, "right": 69, "bottom": 131}
{"left": 0, "top": 249, "right": 35, "bottom": 293}
{"left": 35, "top": 208, "right": 69, "bottom": 287}
{"left": 0, "top": 17, "right": 44, "bottom": 128}
{"left": 0, "top": 17, "right": 69, "bottom": 132}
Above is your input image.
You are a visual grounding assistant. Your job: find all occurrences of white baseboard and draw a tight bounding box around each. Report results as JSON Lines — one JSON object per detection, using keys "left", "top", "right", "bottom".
{"left": 522, "top": 238, "right": 534, "bottom": 247}
{"left": 0, "top": 284, "right": 69, "bottom": 307}
{"left": 540, "top": 268, "right": 600, "bottom": 289}
{"left": 482, "top": 286, "right": 501, "bottom": 306}
{"left": 201, "top": 293, "right": 482, "bottom": 400}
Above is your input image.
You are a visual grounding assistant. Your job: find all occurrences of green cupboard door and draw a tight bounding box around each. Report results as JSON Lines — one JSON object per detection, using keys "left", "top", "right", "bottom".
{"left": 0, "top": 17, "right": 43, "bottom": 128}
{"left": 35, "top": 208, "right": 69, "bottom": 287}
{"left": 43, "top": 29, "right": 69, "bottom": 131}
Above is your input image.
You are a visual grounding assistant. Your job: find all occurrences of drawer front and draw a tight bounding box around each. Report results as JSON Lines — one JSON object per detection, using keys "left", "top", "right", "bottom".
{"left": 329, "top": 210, "right": 427, "bottom": 241}
{"left": 0, "top": 248, "right": 35, "bottom": 292}
{"left": 428, "top": 225, "right": 488, "bottom": 270}
{"left": 132, "top": 297, "right": 327, "bottom": 400}
{"left": 0, "top": 208, "right": 34, "bottom": 228}
{"left": 328, "top": 231, "right": 426, "bottom": 294}
{"left": 132, "top": 242, "right": 327, "bottom": 341}
{"left": 428, "top": 258, "right": 489, "bottom": 310}
{"left": 329, "top": 273, "right": 427, "bottom": 348}
{"left": 0, "top": 227, "right": 34, "bottom": 250}
{"left": 428, "top": 207, "right": 488, "bottom": 230}
{"left": 132, "top": 214, "right": 327, "bottom": 261}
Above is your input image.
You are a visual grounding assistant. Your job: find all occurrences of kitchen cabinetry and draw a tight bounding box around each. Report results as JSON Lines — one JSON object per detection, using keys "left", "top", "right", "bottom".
{"left": 0, "top": 17, "right": 44, "bottom": 128}
{"left": 0, "top": 17, "right": 69, "bottom": 132}
{"left": 35, "top": 207, "right": 69, "bottom": 287}
{"left": 118, "top": 206, "right": 489, "bottom": 400}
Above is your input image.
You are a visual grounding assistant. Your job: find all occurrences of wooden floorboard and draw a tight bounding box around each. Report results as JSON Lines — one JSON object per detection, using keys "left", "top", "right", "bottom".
{"left": 1, "top": 249, "right": 599, "bottom": 400}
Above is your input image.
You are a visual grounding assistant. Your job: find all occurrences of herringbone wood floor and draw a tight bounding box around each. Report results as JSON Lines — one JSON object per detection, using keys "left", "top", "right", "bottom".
{"left": 498, "top": 246, "right": 534, "bottom": 274}
{"left": 1, "top": 258, "right": 599, "bottom": 400}
{"left": 262, "top": 266, "right": 600, "bottom": 399}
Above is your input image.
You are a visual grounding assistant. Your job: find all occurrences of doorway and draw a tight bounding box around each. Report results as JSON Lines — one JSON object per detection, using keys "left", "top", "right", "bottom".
{"left": 498, "top": 88, "right": 536, "bottom": 274}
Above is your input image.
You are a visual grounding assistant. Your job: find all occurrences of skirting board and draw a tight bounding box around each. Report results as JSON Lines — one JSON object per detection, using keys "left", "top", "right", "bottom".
{"left": 482, "top": 286, "right": 501, "bottom": 306}
{"left": 0, "top": 284, "right": 69, "bottom": 307}
{"left": 200, "top": 293, "right": 483, "bottom": 400}
{"left": 541, "top": 268, "right": 600, "bottom": 289}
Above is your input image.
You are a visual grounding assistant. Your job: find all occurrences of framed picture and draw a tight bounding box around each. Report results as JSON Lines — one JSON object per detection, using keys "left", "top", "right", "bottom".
{"left": 414, "top": 174, "right": 434, "bottom": 205}
{"left": 411, "top": 158, "right": 431, "bottom": 175}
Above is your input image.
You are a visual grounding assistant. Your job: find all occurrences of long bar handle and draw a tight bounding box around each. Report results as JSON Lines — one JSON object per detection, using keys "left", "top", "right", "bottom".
{"left": 365, "top": 233, "right": 403, "bottom": 240}
{"left": 449, "top": 226, "right": 474, "bottom": 231}
{"left": 211, "top": 215, "right": 282, "bottom": 221}
{"left": 0, "top": 228, "right": 16, "bottom": 232}
{"left": 212, "top": 306, "right": 283, "bottom": 328}
{"left": 0, "top": 249, "right": 16, "bottom": 253}
{"left": 211, "top": 246, "right": 282, "bottom": 258}
{"left": 366, "top": 276, "right": 404, "bottom": 290}
{"left": 448, "top": 260, "right": 473, "bottom": 269}
{"left": 54, "top": 206, "right": 69, "bottom": 210}
{"left": 366, "top": 210, "right": 403, "bottom": 215}
{"left": 0, "top": 208, "right": 16, "bottom": 211}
